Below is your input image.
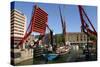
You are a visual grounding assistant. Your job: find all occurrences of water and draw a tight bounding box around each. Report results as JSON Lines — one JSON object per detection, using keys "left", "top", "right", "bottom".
{"left": 16, "top": 45, "right": 97, "bottom": 65}
{"left": 42, "top": 54, "right": 58, "bottom": 61}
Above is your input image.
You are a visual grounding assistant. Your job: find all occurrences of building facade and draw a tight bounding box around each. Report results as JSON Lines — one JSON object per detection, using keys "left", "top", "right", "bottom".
{"left": 11, "top": 9, "right": 26, "bottom": 48}
{"left": 11, "top": 9, "right": 30, "bottom": 65}
{"left": 66, "top": 32, "right": 88, "bottom": 46}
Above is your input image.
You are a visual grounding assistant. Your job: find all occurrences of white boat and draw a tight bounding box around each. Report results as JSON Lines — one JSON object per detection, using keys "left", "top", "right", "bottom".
{"left": 56, "top": 41, "right": 71, "bottom": 55}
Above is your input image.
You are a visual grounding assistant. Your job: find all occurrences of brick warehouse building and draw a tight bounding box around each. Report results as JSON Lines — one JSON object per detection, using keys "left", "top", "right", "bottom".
{"left": 65, "top": 32, "right": 96, "bottom": 54}
{"left": 66, "top": 32, "right": 87, "bottom": 45}
{"left": 66, "top": 32, "right": 96, "bottom": 47}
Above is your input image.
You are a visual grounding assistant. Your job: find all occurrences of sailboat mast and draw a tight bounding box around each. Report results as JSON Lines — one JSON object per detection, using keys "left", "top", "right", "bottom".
{"left": 59, "top": 6, "right": 66, "bottom": 45}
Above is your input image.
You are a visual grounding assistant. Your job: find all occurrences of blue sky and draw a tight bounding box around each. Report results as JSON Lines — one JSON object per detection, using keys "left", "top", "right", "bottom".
{"left": 11, "top": 1, "right": 97, "bottom": 34}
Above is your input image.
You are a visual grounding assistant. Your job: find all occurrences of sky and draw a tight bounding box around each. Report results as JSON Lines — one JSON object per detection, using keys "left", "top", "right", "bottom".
{"left": 11, "top": 1, "right": 97, "bottom": 34}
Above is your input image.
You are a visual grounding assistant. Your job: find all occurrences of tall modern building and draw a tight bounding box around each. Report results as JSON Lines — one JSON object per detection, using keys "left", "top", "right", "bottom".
{"left": 11, "top": 9, "right": 26, "bottom": 48}
{"left": 11, "top": 9, "right": 27, "bottom": 64}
